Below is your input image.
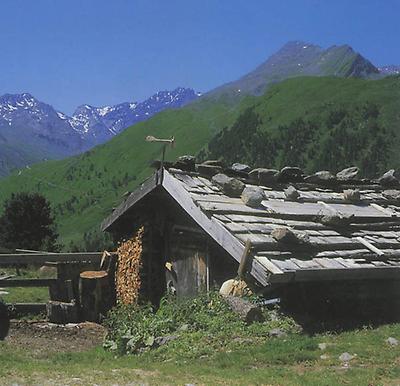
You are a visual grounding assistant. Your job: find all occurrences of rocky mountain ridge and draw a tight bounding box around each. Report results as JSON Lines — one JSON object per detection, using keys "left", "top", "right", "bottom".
{"left": 0, "top": 88, "right": 200, "bottom": 176}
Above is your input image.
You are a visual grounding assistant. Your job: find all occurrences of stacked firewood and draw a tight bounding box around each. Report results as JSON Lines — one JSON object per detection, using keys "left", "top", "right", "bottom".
{"left": 115, "top": 226, "right": 144, "bottom": 305}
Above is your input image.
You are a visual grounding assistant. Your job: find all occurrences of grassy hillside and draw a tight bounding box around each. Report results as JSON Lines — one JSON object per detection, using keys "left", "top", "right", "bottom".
{"left": 0, "top": 97, "right": 244, "bottom": 247}
{"left": 207, "top": 75, "right": 400, "bottom": 176}
{"left": 0, "top": 75, "right": 399, "bottom": 247}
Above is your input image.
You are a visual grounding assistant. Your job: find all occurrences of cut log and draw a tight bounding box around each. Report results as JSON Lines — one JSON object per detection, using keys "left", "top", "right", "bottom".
{"left": 79, "top": 270, "right": 113, "bottom": 322}
{"left": 46, "top": 300, "right": 78, "bottom": 324}
{"left": 224, "top": 295, "right": 263, "bottom": 324}
{"left": 220, "top": 279, "right": 252, "bottom": 297}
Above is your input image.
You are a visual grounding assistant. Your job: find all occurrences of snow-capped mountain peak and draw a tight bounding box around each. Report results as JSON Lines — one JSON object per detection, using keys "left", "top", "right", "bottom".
{"left": 68, "top": 87, "right": 201, "bottom": 144}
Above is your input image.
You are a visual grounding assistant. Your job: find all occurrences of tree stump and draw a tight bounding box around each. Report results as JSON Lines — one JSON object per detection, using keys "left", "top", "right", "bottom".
{"left": 46, "top": 300, "right": 78, "bottom": 324}
{"left": 79, "top": 270, "right": 112, "bottom": 322}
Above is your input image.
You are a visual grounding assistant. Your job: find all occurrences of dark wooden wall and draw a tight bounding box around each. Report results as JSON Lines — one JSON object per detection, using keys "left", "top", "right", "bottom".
{"left": 277, "top": 279, "right": 400, "bottom": 331}
{"left": 109, "top": 190, "right": 241, "bottom": 301}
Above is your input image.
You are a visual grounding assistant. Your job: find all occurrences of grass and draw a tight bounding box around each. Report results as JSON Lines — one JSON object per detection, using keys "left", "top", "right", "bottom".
{"left": 0, "top": 267, "right": 52, "bottom": 304}
{"left": 0, "top": 323, "right": 400, "bottom": 385}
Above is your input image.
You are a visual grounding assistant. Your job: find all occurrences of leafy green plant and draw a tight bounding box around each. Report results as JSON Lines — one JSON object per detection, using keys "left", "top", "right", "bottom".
{"left": 104, "top": 292, "right": 300, "bottom": 356}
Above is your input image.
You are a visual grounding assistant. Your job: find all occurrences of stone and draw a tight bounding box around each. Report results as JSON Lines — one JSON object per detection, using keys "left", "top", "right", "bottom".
{"left": 320, "top": 354, "right": 329, "bottom": 360}
{"left": 241, "top": 186, "right": 265, "bottom": 207}
{"left": 178, "top": 324, "right": 190, "bottom": 332}
{"left": 336, "top": 166, "right": 359, "bottom": 180}
{"left": 248, "top": 168, "right": 278, "bottom": 185}
{"left": 379, "top": 169, "right": 400, "bottom": 187}
{"left": 284, "top": 185, "right": 300, "bottom": 201}
{"left": 276, "top": 167, "right": 304, "bottom": 183}
{"left": 178, "top": 155, "right": 196, "bottom": 163}
{"left": 383, "top": 190, "right": 400, "bottom": 200}
{"left": 258, "top": 169, "right": 279, "bottom": 185}
{"left": 154, "top": 335, "right": 178, "bottom": 347}
{"left": 386, "top": 337, "right": 399, "bottom": 346}
{"left": 197, "top": 163, "right": 223, "bottom": 177}
{"left": 318, "top": 343, "right": 328, "bottom": 350}
{"left": 321, "top": 213, "right": 353, "bottom": 227}
{"left": 231, "top": 163, "right": 251, "bottom": 173}
{"left": 296, "top": 233, "right": 310, "bottom": 244}
{"left": 202, "top": 160, "right": 224, "bottom": 167}
{"left": 271, "top": 227, "right": 298, "bottom": 244}
{"left": 211, "top": 173, "right": 245, "bottom": 197}
{"left": 343, "top": 189, "right": 360, "bottom": 202}
{"left": 339, "top": 352, "right": 354, "bottom": 362}
{"left": 269, "top": 328, "right": 287, "bottom": 338}
{"left": 173, "top": 155, "right": 196, "bottom": 172}
{"left": 305, "top": 171, "right": 336, "bottom": 184}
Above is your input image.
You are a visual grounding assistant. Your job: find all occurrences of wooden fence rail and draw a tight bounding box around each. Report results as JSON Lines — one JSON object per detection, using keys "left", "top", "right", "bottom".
{"left": 0, "top": 278, "right": 57, "bottom": 287}
{"left": 0, "top": 252, "right": 103, "bottom": 265}
{"left": 0, "top": 251, "right": 114, "bottom": 318}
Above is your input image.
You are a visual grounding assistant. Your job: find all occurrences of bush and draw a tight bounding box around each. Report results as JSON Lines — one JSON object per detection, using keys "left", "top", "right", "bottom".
{"left": 103, "top": 292, "right": 300, "bottom": 356}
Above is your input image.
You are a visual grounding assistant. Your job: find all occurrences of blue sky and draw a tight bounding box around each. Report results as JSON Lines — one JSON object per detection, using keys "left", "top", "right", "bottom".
{"left": 0, "top": 0, "right": 399, "bottom": 114}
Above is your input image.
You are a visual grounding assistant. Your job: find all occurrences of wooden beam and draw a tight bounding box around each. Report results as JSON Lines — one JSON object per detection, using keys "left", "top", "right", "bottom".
{"left": 237, "top": 239, "right": 252, "bottom": 279}
{"left": 0, "top": 252, "right": 103, "bottom": 266}
{"left": 355, "top": 237, "right": 385, "bottom": 256}
{"left": 0, "top": 278, "right": 57, "bottom": 287}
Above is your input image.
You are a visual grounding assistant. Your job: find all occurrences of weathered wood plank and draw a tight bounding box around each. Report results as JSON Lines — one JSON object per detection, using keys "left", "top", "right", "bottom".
{"left": 356, "top": 237, "right": 385, "bottom": 256}
{"left": 254, "top": 256, "right": 284, "bottom": 274}
{"left": 313, "top": 258, "right": 346, "bottom": 269}
{"left": 271, "top": 259, "right": 298, "bottom": 272}
{"left": 190, "top": 193, "right": 242, "bottom": 204}
{"left": 293, "top": 266, "right": 400, "bottom": 281}
{"left": 0, "top": 252, "right": 103, "bottom": 265}
{"left": 289, "top": 258, "right": 322, "bottom": 269}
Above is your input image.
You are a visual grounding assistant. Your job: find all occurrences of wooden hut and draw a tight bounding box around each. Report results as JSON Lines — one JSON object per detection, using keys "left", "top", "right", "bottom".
{"left": 102, "top": 159, "right": 400, "bottom": 320}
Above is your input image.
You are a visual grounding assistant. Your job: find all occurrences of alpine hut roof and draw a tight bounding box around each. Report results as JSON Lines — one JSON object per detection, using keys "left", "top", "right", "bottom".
{"left": 102, "top": 158, "right": 400, "bottom": 287}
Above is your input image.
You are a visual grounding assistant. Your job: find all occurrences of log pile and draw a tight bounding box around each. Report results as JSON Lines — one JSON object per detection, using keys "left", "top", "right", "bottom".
{"left": 115, "top": 226, "right": 144, "bottom": 305}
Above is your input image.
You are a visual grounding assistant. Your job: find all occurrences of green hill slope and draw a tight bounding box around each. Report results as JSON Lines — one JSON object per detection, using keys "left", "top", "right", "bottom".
{"left": 0, "top": 97, "right": 244, "bottom": 247}
{"left": 1, "top": 75, "right": 399, "bottom": 247}
{"left": 207, "top": 75, "right": 400, "bottom": 176}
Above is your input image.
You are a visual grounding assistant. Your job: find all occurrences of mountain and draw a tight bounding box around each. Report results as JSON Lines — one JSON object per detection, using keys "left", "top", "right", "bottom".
{"left": 208, "top": 41, "right": 380, "bottom": 99}
{"left": 378, "top": 65, "right": 400, "bottom": 75}
{"left": 0, "top": 88, "right": 200, "bottom": 176}
{"left": 69, "top": 88, "right": 201, "bottom": 146}
{"left": 0, "top": 93, "right": 84, "bottom": 176}
{"left": 0, "top": 75, "right": 399, "bottom": 248}
{"left": 0, "top": 41, "right": 398, "bottom": 246}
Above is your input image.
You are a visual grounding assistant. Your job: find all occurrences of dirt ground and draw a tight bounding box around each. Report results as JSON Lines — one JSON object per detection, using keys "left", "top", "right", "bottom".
{"left": 5, "top": 319, "right": 107, "bottom": 356}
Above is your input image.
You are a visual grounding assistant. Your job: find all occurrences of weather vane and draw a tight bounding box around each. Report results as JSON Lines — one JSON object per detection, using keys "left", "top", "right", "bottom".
{"left": 145, "top": 135, "right": 175, "bottom": 170}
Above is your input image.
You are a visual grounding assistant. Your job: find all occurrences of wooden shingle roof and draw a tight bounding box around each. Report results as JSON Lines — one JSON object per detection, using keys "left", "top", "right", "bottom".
{"left": 102, "top": 163, "right": 400, "bottom": 287}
